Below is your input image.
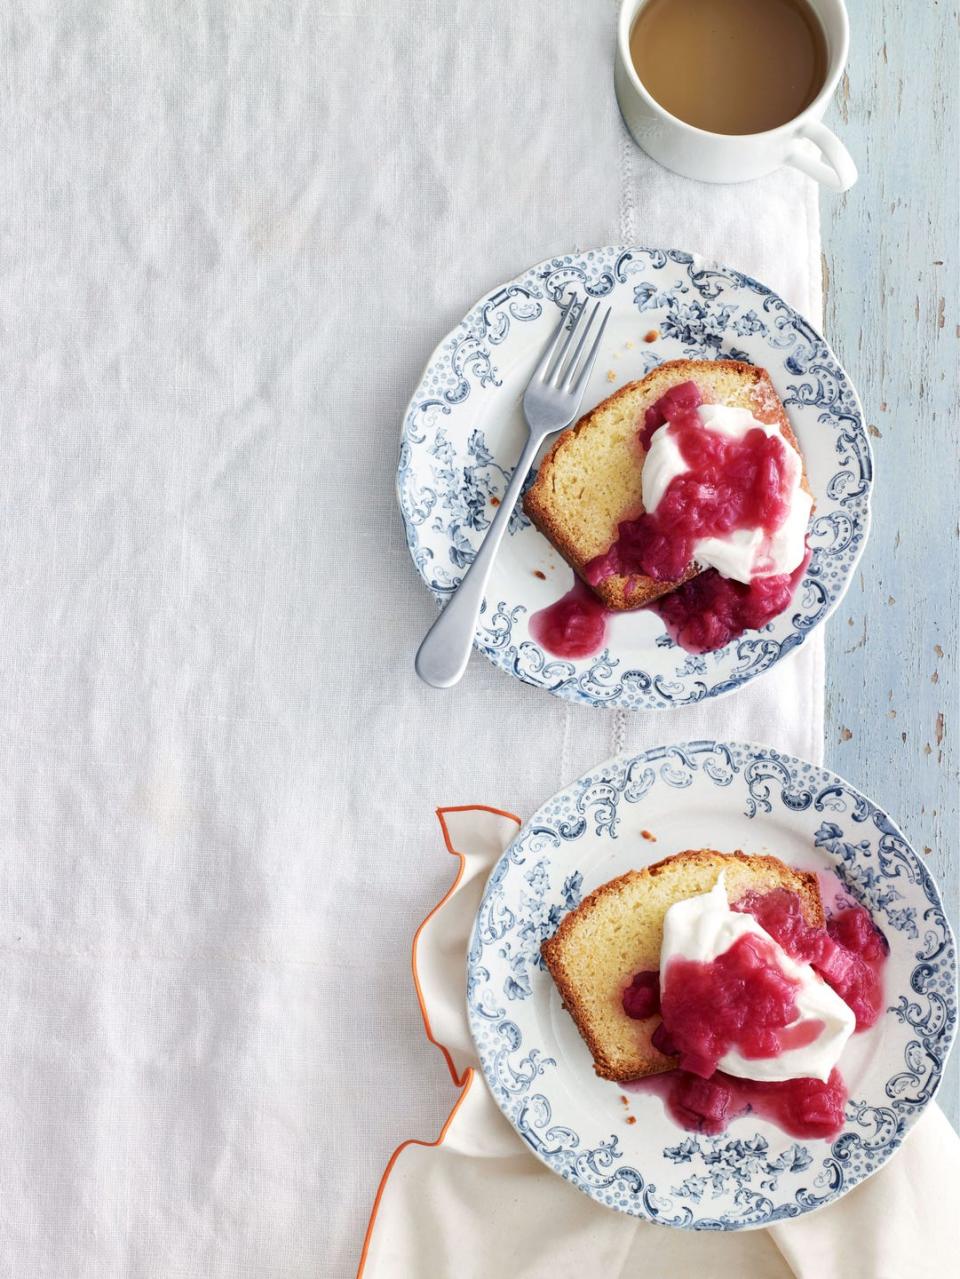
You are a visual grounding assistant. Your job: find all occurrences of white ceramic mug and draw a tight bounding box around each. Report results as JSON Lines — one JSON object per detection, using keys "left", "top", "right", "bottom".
{"left": 615, "top": 0, "right": 857, "bottom": 190}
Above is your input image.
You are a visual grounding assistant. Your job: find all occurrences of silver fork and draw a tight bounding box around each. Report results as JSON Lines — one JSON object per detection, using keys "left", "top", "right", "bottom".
{"left": 415, "top": 294, "right": 612, "bottom": 688}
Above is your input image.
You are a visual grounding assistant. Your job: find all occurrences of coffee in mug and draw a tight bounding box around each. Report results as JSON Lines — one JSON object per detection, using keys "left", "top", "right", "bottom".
{"left": 629, "top": 0, "right": 828, "bottom": 135}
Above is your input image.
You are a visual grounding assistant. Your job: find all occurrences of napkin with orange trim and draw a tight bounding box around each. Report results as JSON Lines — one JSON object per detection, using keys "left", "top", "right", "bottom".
{"left": 358, "top": 806, "right": 959, "bottom": 1279}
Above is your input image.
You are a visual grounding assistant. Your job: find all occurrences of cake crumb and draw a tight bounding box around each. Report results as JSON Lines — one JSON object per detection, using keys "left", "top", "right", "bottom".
{"left": 641, "top": 829, "right": 657, "bottom": 842}
{"left": 644, "top": 329, "right": 659, "bottom": 343}
{"left": 625, "top": 340, "right": 634, "bottom": 349}
{"left": 489, "top": 496, "right": 500, "bottom": 507}
{"left": 533, "top": 569, "right": 546, "bottom": 580}
{"left": 606, "top": 370, "right": 617, "bottom": 382}
{"left": 620, "top": 1094, "right": 629, "bottom": 1106}
{"left": 625, "top": 1115, "right": 637, "bottom": 1125}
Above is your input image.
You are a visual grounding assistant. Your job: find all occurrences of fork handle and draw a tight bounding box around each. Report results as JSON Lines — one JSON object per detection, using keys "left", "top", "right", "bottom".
{"left": 415, "top": 433, "right": 544, "bottom": 688}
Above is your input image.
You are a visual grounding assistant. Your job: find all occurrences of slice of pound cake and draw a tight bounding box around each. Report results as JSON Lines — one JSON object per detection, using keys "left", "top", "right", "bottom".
{"left": 540, "top": 849, "right": 824, "bottom": 1082}
{"left": 522, "top": 359, "right": 807, "bottom": 610}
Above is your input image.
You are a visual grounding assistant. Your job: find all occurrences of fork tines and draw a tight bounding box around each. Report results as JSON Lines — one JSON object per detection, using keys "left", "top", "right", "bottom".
{"left": 537, "top": 294, "right": 612, "bottom": 397}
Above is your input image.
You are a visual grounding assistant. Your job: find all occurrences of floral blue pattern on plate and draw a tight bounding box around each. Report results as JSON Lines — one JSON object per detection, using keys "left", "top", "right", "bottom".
{"left": 398, "top": 247, "right": 873, "bottom": 710}
{"left": 466, "top": 741, "right": 957, "bottom": 1229}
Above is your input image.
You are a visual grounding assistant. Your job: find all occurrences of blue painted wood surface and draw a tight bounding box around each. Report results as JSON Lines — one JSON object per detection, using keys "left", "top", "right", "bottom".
{"left": 821, "top": 1, "right": 958, "bottom": 1128}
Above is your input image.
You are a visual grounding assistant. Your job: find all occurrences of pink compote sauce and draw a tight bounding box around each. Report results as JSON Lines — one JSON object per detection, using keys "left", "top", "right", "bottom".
{"left": 586, "top": 381, "right": 795, "bottom": 585}
{"left": 626, "top": 1068, "right": 848, "bottom": 1141}
{"left": 529, "top": 381, "right": 808, "bottom": 659}
{"left": 621, "top": 888, "right": 888, "bottom": 1140}
{"left": 528, "top": 578, "right": 609, "bottom": 659}
{"left": 656, "top": 932, "right": 823, "bottom": 1077}
{"left": 734, "top": 887, "right": 887, "bottom": 1030}
{"left": 652, "top": 548, "right": 811, "bottom": 655}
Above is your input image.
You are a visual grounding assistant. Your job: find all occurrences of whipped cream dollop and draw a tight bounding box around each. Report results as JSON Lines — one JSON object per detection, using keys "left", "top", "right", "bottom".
{"left": 641, "top": 403, "right": 813, "bottom": 584}
{"left": 659, "top": 875, "right": 855, "bottom": 1083}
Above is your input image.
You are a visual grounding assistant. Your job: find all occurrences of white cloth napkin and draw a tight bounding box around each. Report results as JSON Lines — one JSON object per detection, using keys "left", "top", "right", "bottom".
{"left": 359, "top": 808, "right": 960, "bottom": 1279}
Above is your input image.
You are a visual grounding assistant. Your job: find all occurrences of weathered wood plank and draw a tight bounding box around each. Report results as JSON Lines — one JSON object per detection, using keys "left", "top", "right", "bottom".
{"left": 822, "top": 0, "right": 958, "bottom": 1127}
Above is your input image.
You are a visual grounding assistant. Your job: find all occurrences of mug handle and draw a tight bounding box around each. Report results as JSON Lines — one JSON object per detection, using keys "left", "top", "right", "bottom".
{"left": 785, "top": 120, "right": 858, "bottom": 192}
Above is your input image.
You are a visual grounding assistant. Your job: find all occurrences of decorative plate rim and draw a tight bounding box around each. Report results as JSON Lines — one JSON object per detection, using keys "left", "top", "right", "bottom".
{"left": 466, "top": 739, "right": 957, "bottom": 1230}
{"left": 397, "top": 245, "right": 874, "bottom": 711}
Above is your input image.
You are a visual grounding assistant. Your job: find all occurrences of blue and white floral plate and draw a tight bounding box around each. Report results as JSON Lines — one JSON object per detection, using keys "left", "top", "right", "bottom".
{"left": 467, "top": 741, "right": 956, "bottom": 1229}
{"left": 398, "top": 247, "right": 872, "bottom": 709}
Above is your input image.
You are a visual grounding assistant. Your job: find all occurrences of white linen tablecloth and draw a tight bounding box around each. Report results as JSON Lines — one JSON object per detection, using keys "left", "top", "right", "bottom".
{"left": 0, "top": 3, "right": 836, "bottom": 1275}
